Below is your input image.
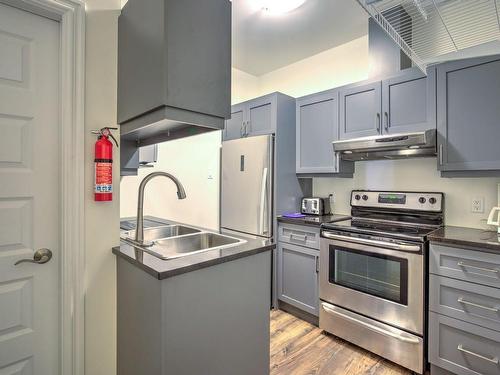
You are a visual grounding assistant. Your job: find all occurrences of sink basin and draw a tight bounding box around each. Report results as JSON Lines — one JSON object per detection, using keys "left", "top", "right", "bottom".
{"left": 121, "top": 225, "right": 200, "bottom": 242}
{"left": 146, "top": 232, "right": 244, "bottom": 260}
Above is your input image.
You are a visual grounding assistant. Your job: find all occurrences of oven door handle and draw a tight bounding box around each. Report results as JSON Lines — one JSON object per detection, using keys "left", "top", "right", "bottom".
{"left": 321, "top": 303, "right": 421, "bottom": 344}
{"left": 321, "top": 232, "right": 421, "bottom": 252}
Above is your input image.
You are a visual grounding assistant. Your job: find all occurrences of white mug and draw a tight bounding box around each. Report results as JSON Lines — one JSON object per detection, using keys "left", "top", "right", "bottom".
{"left": 487, "top": 207, "right": 500, "bottom": 233}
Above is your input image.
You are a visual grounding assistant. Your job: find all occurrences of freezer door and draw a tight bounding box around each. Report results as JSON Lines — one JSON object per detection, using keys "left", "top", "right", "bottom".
{"left": 221, "top": 135, "right": 273, "bottom": 238}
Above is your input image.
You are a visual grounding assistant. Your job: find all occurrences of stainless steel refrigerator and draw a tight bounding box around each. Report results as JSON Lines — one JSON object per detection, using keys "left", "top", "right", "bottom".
{"left": 221, "top": 135, "right": 274, "bottom": 239}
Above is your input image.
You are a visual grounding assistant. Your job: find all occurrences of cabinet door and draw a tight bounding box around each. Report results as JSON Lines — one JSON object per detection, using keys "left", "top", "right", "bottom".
{"left": 437, "top": 55, "right": 500, "bottom": 172}
{"left": 223, "top": 103, "right": 245, "bottom": 141}
{"left": 339, "top": 81, "right": 382, "bottom": 139}
{"left": 296, "top": 91, "right": 338, "bottom": 173}
{"left": 278, "top": 242, "right": 319, "bottom": 316}
{"left": 382, "top": 68, "right": 436, "bottom": 134}
{"left": 246, "top": 94, "right": 276, "bottom": 137}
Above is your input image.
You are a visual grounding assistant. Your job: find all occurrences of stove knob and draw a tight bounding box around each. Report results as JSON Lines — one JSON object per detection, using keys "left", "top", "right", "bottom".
{"left": 362, "top": 194, "right": 369, "bottom": 201}
{"left": 429, "top": 197, "right": 437, "bottom": 204}
{"left": 419, "top": 197, "right": 426, "bottom": 204}
{"left": 354, "top": 194, "right": 361, "bottom": 201}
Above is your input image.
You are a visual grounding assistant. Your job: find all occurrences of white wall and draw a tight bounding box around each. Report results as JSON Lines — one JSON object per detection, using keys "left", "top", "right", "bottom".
{"left": 84, "top": 2, "right": 120, "bottom": 375}
{"left": 120, "top": 131, "right": 221, "bottom": 230}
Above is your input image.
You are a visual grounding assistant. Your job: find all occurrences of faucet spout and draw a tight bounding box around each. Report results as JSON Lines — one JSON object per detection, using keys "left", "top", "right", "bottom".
{"left": 135, "top": 172, "right": 187, "bottom": 243}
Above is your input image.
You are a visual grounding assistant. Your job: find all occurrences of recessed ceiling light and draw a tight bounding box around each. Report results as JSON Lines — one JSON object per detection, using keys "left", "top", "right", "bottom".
{"left": 254, "top": 0, "right": 307, "bottom": 14}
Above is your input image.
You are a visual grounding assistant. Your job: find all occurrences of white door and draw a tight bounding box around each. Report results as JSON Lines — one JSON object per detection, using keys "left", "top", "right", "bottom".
{"left": 0, "top": 3, "right": 60, "bottom": 374}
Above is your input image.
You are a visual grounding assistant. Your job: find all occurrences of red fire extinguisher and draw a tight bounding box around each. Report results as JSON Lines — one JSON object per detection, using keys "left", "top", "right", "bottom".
{"left": 92, "top": 127, "right": 118, "bottom": 201}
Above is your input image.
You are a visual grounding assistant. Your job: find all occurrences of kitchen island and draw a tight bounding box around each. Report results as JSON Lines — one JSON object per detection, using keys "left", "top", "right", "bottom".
{"left": 113, "top": 217, "right": 274, "bottom": 375}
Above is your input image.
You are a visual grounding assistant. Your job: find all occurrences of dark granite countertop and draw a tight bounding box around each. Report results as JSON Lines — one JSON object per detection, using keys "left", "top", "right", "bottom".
{"left": 113, "top": 216, "right": 274, "bottom": 280}
{"left": 277, "top": 214, "right": 351, "bottom": 228}
{"left": 429, "top": 226, "right": 500, "bottom": 253}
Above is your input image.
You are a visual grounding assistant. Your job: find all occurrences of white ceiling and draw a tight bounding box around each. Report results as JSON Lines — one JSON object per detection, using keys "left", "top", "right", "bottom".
{"left": 232, "top": 0, "right": 369, "bottom": 76}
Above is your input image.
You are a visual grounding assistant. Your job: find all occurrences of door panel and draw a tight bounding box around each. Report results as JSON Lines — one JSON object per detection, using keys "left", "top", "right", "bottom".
{"left": 247, "top": 95, "right": 275, "bottom": 136}
{"left": 382, "top": 68, "right": 435, "bottom": 134}
{"left": 339, "top": 81, "right": 382, "bottom": 139}
{"left": 278, "top": 243, "right": 319, "bottom": 316}
{"left": 437, "top": 55, "right": 500, "bottom": 171}
{"left": 296, "top": 91, "right": 338, "bottom": 173}
{"left": 221, "top": 135, "right": 273, "bottom": 237}
{"left": 0, "top": 4, "right": 60, "bottom": 374}
{"left": 223, "top": 103, "right": 245, "bottom": 141}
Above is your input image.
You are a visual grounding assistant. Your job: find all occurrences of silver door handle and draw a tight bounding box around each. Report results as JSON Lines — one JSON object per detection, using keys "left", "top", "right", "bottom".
{"left": 376, "top": 113, "right": 381, "bottom": 132}
{"left": 246, "top": 120, "right": 251, "bottom": 135}
{"left": 240, "top": 122, "right": 245, "bottom": 137}
{"left": 258, "top": 167, "right": 268, "bottom": 235}
{"left": 322, "top": 232, "right": 421, "bottom": 252}
{"left": 457, "top": 261, "right": 499, "bottom": 274}
{"left": 315, "top": 256, "right": 319, "bottom": 273}
{"left": 15, "top": 248, "right": 53, "bottom": 266}
{"left": 457, "top": 345, "right": 499, "bottom": 364}
{"left": 457, "top": 297, "right": 499, "bottom": 312}
{"left": 321, "top": 303, "right": 420, "bottom": 344}
{"left": 439, "top": 144, "right": 443, "bottom": 165}
{"left": 384, "top": 111, "right": 389, "bottom": 131}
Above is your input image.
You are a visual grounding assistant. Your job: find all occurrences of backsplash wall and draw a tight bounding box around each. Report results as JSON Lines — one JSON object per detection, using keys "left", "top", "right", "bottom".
{"left": 313, "top": 158, "right": 500, "bottom": 229}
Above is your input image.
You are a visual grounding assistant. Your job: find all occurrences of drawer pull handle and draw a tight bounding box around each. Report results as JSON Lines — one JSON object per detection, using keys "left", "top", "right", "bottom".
{"left": 290, "top": 233, "right": 307, "bottom": 242}
{"left": 458, "top": 297, "right": 499, "bottom": 313}
{"left": 457, "top": 345, "right": 499, "bottom": 364}
{"left": 457, "top": 261, "right": 499, "bottom": 274}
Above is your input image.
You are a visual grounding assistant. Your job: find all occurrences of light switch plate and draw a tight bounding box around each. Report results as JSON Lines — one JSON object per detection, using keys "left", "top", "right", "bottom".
{"left": 471, "top": 196, "right": 485, "bottom": 213}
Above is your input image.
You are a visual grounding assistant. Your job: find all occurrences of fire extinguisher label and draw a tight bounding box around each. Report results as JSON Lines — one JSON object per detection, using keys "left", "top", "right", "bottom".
{"left": 95, "top": 162, "right": 113, "bottom": 193}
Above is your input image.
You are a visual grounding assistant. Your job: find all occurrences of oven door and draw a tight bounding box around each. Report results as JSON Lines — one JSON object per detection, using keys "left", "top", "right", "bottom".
{"left": 320, "top": 232, "right": 424, "bottom": 335}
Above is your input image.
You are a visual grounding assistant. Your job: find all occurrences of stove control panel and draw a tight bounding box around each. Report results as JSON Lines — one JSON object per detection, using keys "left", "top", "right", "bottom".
{"left": 351, "top": 191, "right": 443, "bottom": 212}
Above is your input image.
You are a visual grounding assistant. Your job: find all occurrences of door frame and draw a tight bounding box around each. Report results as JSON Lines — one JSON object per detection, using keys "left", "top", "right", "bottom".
{"left": 0, "top": 1, "right": 86, "bottom": 374}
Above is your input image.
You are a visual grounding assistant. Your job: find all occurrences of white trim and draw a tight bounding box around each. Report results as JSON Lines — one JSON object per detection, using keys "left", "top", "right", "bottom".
{"left": 0, "top": 1, "right": 86, "bottom": 375}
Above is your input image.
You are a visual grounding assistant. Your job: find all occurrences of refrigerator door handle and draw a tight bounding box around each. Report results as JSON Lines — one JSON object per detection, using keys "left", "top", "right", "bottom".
{"left": 259, "top": 167, "right": 268, "bottom": 235}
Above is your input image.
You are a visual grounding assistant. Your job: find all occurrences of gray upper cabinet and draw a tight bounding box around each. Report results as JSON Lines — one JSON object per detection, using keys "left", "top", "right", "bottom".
{"left": 223, "top": 93, "right": 284, "bottom": 141}
{"left": 437, "top": 54, "right": 500, "bottom": 175}
{"left": 223, "top": 104, "right": 245, "bottom": 141}
{"left": 382, "top": 67, "right": 436, "bottom": 134}
{"left": 118, "top": 0, "right": 231, "bottom": 145}
{"left": 296, "top": 90, "right": 354, "bottom": 175}
{"left": 339, "top": 81, "right": 382, "bottom": 139}
{"left": 246, "top": 95, "right": 276, "bottom": 137}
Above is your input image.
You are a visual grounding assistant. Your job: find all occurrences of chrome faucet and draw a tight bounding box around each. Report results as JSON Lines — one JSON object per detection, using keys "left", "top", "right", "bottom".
{"left": 135, "top": 172, "right": 187, "bottom": 244}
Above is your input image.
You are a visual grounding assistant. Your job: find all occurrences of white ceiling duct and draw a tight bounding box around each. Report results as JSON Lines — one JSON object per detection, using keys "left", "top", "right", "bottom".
{"left": 356, "top": 0, "right": 500, "bottom": 72}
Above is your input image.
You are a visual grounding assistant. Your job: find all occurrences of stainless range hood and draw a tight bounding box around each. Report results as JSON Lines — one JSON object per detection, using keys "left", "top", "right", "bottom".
{"left": 333, "top": 129, "right": 436, "bottom": 161}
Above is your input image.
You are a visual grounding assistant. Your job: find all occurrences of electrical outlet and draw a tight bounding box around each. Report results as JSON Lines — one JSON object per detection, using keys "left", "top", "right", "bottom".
{"left": 471, "top": 196, "right": 485, "bottom": 213}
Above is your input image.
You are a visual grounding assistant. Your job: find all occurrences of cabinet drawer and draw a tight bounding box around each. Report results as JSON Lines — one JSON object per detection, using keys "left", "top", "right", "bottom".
{"left": 429, "top": 312, "right": 500, "bottom": 375}
{"left": 430, "top": 244, "right": 500, "bottom": 288}
{"left": 278, "top": 224, "right": 320, "bottom": 249}
{"left": 430, "top": 275, "right": 500, "bottom": 332}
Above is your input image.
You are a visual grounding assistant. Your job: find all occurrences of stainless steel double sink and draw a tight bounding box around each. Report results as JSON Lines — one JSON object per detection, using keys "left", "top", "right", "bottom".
{"left": 120, "top": 222, "right": 246, "bottom": 260}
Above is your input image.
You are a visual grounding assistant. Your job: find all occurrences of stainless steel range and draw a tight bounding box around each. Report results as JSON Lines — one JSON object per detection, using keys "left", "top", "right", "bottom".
{"left": 319, "top": 190, "right": 444, "bottom": 374}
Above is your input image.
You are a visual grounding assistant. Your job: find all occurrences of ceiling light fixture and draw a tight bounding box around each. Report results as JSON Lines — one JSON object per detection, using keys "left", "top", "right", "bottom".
{"left": 255, "top": 0, "right": 307, "bottom": 14}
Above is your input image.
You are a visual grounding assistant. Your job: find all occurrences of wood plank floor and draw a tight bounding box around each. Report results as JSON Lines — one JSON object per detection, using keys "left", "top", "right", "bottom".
{"left": 270, "top": 310, "right": 412, "bottom": 375}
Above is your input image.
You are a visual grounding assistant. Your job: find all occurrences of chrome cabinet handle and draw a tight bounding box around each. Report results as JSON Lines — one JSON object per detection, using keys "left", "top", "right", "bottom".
{"left": 246, "top": 120, "right": 251, "bottom": 135}
{"left": 439, "top": 144, "right": 443, "bottom": 166}
{"left": 240, "top": 122, "right": 245, "bottom": 137}
{"left": 457, "top": 261, "right": 499, "bottom": 274}
{"left": 15, "top": 248, "right": 53, "bottom": 266}
{"left": 457, "top": 297, "right": 499, "bottom": 312}
{"left": 290, "top": 233, "right": 307, "bottom": 242}
{"left": 376, "top": 113, "right": 381, "bottom": 132}
{"left": 384, "top": 111, "right": 389, "bottom": 131}
{"left": 315, "top": 256, "right": 319, "bottom": 273}
{"left": 457, "top": 345, "right": 499, "bottom": 364}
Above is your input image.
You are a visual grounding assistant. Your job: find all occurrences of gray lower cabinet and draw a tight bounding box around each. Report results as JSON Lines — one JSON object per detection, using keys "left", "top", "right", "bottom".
{"left": 429, "top": 242, "right": 500, "bottom": 375}
{"left": 277, "top": 242, "right": 319, "bottom": 316}
{"left": 277, "top": 223, "right": 320, "bottom": 316}
{"left": 296, "top": 90, "right": 354, "bottom": 175}
{"left": 223, "top": 93, "right": 281, "bottom": 141}
{"left": 339, "top": 80, "right": 382, "bottom": 139}
{"left": 436, "top": 54, "right": 500, "bottom": 175}
{"left": 382, "top": 67, "right": 436, "bottom": 134}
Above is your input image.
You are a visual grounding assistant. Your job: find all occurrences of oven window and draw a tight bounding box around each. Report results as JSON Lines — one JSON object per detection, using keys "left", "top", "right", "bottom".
{"left": 329, "top": 246, "right": 408, "bottom": 305}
